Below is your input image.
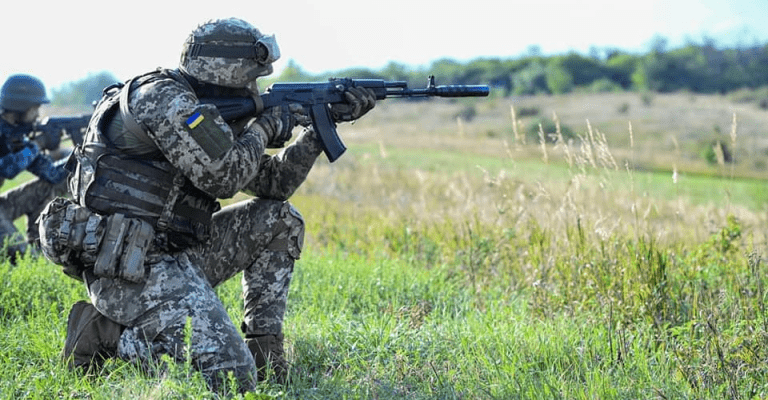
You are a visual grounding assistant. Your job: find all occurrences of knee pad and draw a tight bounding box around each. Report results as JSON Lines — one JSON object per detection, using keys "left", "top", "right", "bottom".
{"left": 62, "top": 301, "right": 124, "bottom": 370}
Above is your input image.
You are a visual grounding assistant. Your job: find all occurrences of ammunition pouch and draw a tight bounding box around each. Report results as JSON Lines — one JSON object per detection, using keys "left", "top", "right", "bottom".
{"left": 93, "top": 213, "right": 155, "bottom": 283}
{"left": 39, "top": 197, "right": 156, "bottom": 283}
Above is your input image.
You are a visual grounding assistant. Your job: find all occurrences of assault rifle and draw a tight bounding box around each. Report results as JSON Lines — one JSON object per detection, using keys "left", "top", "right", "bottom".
{"left": 200, "top": 76, "right": 490, "bottom": 162}
{"left": 33, "top": 114, "right": 91, "bottom": 149}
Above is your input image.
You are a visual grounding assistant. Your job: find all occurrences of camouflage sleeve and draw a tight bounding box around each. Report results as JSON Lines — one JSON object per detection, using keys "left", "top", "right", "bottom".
{"left": 131, "top": 78, "right": 266, "bottom": 199}
{"left": 243, "top": 127, "right": 324, "bottom": 200}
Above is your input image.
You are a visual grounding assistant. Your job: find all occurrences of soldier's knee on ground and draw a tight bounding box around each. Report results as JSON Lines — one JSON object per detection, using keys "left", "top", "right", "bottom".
{"left": 62, "top": 300, "right": 125, "bottom": 370}
{"left": 266, "top": 202, "right": 304, "bottom": 260}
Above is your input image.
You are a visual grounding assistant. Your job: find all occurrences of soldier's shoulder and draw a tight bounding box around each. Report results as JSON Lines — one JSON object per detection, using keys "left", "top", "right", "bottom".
{"left": 134, "top": 73, "right": 193, "bottom": 101}
{"left": 130, "top": 73, "right": 197, "bottom": 120}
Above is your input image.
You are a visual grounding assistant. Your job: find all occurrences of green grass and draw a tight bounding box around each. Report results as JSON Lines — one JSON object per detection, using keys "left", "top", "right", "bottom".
{"left": 3, "top": 217, "right": 767, "bottom": 398}
{"left": 1, "top": 93, "right": 767, "bottom": 398}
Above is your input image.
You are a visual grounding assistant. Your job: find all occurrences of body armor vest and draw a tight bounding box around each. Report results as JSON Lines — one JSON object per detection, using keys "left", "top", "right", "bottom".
{"left": 71, "top": 69, "right": 220, "bottom": 250}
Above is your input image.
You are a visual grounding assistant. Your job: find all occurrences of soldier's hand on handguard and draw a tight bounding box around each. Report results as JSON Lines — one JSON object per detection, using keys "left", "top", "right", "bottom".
{"left": 246, "top": 103, "right": 309, "bottom": 148}
{"left": 330, "top": 87, "right": 376, "bottom": 122}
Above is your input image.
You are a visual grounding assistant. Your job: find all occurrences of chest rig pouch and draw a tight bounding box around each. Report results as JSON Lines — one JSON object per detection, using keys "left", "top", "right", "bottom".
{"left": 43, "top": 70, "right": 219, "bottom": 283}
{"left": 39, "top": 197, "right": 154, "bottom": 283}
{"left": 70, "top": 69, "right": 220, "bottom": 256}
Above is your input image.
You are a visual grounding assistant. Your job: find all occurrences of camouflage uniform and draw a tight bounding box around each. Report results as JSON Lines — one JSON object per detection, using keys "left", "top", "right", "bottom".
{"left": 40, "top": 18, "right": 374, "bottom": 392}
{"left": 77, "top": 71, "right": 323, "bottom": 390}
{"left": 0, "top": 75, "right": 69, "bottom": 258}
{"left": 0, "top": 171, "right": 68, "bottom": 255}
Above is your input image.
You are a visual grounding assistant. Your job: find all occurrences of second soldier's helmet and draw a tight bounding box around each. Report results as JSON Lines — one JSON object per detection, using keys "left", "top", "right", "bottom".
{"left": 179, "top": 17, "right": 279, "bottom": 89}
{"left": 0, "top": 74, "right": 50, "bottom": 112}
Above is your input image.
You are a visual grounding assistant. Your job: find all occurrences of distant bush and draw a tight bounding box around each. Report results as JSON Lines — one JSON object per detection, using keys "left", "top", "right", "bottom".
{"left": 51, "top": 71, "right": 119, "bottom": 108}
{"left": 727, "top": 85, "right": 768, "bottom": 106}
{"left": 545, "top": 61, "right": 574, "bottom": 94}
{"left": 485, "top": 129, "right": 499, "bottom": 138}
{"left": 516, "top": 106, "right": 540, "bottom": 117}
{"left": 588, "top": 78, "right": 623, "bottom": 93}
{"left": 640, "top": 91, "right": 654, "bottom": 106}
{"left": 526, "top": 117, "right": 575, "bottom": 143}
{"left": 453, "top": 105, "right": 477, "bottom": 122}
{"left": 512, "top": 62, "right": 548, "bottom": 95}
{"left": 701, "top": 139, "right": 733, "bottom": 165}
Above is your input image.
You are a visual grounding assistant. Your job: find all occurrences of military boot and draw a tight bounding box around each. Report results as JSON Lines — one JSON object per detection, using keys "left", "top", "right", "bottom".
{"left": 62, "top": 300, "right": 124, "bottom": 370}
{"left": 245, "top": 333, "right": 287, "bottom": 384}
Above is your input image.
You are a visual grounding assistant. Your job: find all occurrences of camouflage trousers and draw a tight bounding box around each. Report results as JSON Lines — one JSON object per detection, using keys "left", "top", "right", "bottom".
{"left": 0, "top": 177, "right": 68, "bottom": 256}
{"left": 85, "top": 198, "right": 304, "bottom": 391}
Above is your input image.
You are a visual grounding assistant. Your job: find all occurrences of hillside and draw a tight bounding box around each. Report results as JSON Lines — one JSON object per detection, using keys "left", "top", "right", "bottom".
{"left": 340, "top": 91, "right": 768, "bottom": 179}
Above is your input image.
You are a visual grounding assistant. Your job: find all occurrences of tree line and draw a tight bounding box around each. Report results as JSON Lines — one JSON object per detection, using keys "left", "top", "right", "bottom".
{"left": 274, "top": 37, "right": 768, "bottom": 97}
{"left": 52, "top": 36, "right": 768, "bottom": 107}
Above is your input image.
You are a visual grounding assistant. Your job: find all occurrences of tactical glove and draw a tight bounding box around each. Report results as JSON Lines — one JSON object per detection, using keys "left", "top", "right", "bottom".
{"left": 330, "top": 87, "right": 376, "bottom": 122}
{"left": 247, "top": 103, "right": 309, "bottom": 148}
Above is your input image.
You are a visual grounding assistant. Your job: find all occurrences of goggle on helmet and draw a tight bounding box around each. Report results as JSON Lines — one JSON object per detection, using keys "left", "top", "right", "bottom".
{"left": 186, "top": 33, "right": 280, "bottom": 66}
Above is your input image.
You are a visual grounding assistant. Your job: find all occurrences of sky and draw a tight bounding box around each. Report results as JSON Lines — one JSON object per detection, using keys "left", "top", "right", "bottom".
{"left": 2, "top": 0, "right": 767, "bottom": 92}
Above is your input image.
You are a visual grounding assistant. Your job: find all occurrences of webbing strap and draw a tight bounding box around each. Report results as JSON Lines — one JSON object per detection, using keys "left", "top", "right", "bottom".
{"left": 118, "top": 77, "right": 147, "bottom": 139}
{"left": 187, "top": 43, "right": 261, "bottom": 59}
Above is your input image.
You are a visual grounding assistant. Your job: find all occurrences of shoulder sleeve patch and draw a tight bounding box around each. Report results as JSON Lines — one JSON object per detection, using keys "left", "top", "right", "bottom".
{"left": 182, "top": 106, "right": 233, "bottom": 160}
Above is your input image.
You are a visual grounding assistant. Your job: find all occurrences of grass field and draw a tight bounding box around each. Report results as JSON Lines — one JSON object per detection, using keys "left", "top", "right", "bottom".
{"left": 1, "top": 91, "right": 767, "bottom": 399}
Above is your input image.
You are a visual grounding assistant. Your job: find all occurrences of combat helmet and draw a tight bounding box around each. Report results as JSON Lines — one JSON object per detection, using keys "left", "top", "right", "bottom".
{"left": 0, "top": 74, "right": 50, "bottom": 112}
{"left": 179, "top": 17, "right": 279, "bottom": 89}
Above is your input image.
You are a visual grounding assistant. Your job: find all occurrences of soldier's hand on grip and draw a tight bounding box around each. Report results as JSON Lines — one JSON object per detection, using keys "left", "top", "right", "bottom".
{"left": 330, "top": 87, "right": 376, "bottom": 122}
{"left": 247, "top": 103, "right": 307, "bottom": 148}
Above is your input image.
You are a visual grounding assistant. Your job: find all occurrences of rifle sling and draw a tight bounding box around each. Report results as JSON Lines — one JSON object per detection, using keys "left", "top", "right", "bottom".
{"left": 118, "top": 77, "right": 147, "bottom": 139}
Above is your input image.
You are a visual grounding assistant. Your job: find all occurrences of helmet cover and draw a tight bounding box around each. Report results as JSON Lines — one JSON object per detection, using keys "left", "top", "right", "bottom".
{"left": 179, "top": 18, "right": 279, "bottom": 88}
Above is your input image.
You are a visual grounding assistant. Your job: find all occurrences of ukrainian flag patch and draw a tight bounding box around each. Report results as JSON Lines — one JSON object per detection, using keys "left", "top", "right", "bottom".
{"left": 186, "top": 112, "right": 204, "bottom": 129}
{"left": 184, "top": 107, "right": 233, "bottom": 160}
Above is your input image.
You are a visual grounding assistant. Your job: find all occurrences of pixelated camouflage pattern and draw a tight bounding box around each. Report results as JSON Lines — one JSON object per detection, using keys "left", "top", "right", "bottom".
{"left": 129, "top": 74, "right": 323, "bottom": 200}
{"left": 74, "top": 67, "right": 318, "bottom": 389}
{"left": 93, "top": 253, "right": 258, "bottom": 391}
{"left": 0, "top": 115, "right": 71, "bottom": 256}
{"left": 241, "top": 250, "right": 295, "bottom": 335}
{"left": 179, "top": 18, "right": 275, "bottom": 88}
{"left": 88, "top": 197, "right": 303, "bottom": 391}
{"left": 244, "top": 127, "right": 324, "bottom": 198}
{"left": 0, "top": 176, "right": 68, "bottom": 254}
{"left": 186, "top": 199, "right": 303, "bottom": 336}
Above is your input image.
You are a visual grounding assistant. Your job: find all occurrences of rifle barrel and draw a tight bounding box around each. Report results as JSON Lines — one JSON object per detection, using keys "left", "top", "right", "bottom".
{"left": 386, "top": 85, "right": 490, "bottom": 98}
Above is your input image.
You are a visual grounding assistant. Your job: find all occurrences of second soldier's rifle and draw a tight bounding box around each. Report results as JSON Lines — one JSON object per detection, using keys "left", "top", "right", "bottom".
{"left": 33, "top": 114, "right": 91, "bottom": 149}
{"left": 200, "top": 76, "right": 490, "bottom": 162}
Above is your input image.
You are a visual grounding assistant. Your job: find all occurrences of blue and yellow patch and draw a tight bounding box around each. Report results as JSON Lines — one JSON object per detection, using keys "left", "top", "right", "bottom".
{"left": 183, "top": 107, "right": 233, "bottom": 160}
{"left": 186, "top": 112, "right": 205, "bottom": 129}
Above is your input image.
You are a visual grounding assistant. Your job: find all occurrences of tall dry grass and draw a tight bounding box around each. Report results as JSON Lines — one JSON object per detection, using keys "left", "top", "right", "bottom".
{"left": 1, "top": 94, "right": 764, "bottom": 399}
